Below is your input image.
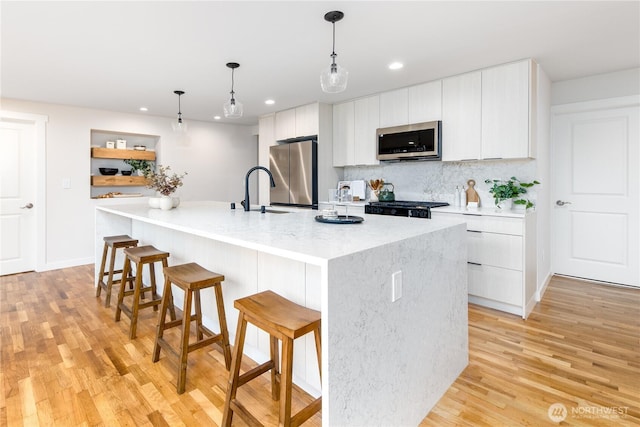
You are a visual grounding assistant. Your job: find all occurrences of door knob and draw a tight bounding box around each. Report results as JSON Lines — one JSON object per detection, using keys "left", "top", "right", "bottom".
{"left": 20, "top": 203, "right": 34, "bottom": 209}
{"left": 556, "top": 200, "right": 572, "bottom": 206}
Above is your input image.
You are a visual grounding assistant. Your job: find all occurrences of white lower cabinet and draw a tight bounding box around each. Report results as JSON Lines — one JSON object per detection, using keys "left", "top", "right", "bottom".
{"left": 432, "top": 210, "right": 537, "bottom": 318}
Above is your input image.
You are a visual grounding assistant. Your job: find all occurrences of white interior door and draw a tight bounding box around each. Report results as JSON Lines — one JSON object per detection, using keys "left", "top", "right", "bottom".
{"left": 551, "top": 100, "right": 639, "bottom": 287}
{"left": 0, "top": 121, "right": 37, "bottom": 275}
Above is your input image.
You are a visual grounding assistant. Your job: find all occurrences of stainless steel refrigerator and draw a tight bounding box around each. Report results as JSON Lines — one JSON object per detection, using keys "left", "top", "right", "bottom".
{"left": 269, "top": 138, "right": 317, "bottom": 208}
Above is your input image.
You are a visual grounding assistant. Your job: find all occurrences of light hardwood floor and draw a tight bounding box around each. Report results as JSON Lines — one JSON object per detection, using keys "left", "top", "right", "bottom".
{"left": 1, "top": 267, "right": 638, "bottom": 426}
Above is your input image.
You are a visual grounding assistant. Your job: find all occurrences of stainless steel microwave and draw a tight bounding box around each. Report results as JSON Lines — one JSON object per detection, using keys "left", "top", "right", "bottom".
{"left": 376, "top": 120, "right": 441, "bottom": 161}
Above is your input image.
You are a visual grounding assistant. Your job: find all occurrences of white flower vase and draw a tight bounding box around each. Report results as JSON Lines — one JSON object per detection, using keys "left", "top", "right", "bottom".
{"left": 148, "top": 197, "right": 161, "bottom": 209}
{"left": 172, "top": 197, "right": 180, "bottom": 208}
{"left": 159, "top": 196, "right": 173, "bottom": 210}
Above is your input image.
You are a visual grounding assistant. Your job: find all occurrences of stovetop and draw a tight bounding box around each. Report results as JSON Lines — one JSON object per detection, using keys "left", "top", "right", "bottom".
{"left": 368, "top": 200, "right": 449, "bottom": 209}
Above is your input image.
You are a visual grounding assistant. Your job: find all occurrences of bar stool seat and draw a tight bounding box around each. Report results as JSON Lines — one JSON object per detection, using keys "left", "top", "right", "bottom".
{"left": 115, "top": 245, "right": 173, "bottom": 339}
{"left": 152, "top": 262, "right": 232, "bottom": 394}
{"left": 222, "top": 290, "right": 322, "bottom": 427}
{"left": 95, "top": 235, "right": 138, "bottom": 307}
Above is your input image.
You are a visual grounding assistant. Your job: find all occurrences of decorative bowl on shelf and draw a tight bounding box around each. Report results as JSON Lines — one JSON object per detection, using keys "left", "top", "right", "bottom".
{"left": 99, "top": 168, "right": 118, "bottom": 175}
{"left": 121, "top": 170, "right": 132, "bottom": 176}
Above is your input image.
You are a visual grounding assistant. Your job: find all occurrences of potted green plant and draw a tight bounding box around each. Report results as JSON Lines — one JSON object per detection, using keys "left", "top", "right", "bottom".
{"left": 484, "top": 176, "right": 540, "bottom": 209}
{"left": 123, "top": 159, "right": 154, "bottom": 176}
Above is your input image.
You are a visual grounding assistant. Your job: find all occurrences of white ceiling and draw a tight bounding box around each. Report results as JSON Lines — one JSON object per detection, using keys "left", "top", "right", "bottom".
{"left": 2, "top": 1, "right": 639, "bottom": 125}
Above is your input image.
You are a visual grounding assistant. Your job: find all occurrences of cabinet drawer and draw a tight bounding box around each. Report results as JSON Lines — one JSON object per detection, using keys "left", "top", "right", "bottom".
{"left": 467, "top": 231, "right": 523, "bottom": 270}
{"left": 468, "top": 264, "right": 522, "bottom": 306}
{"left": 462, "top": 214, "right": 523, "bottom": 235}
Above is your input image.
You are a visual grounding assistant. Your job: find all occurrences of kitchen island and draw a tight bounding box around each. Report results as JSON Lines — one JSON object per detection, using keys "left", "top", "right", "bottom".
{"left": 95, "top": 201, "right": 468, "bottom": 426}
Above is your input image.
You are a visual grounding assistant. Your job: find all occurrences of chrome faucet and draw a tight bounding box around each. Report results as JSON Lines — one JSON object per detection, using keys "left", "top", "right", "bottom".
{"left": 244, "top": 166, "right": 275, "bottom": 211}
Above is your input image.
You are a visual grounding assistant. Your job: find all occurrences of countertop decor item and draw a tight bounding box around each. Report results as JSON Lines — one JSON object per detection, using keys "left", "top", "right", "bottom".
{"left": 320, "top": 10, "right": 348, "bottom": 93}
{"left": 171, "top": 90, "right": 187, "bottom": 133}
{"left": 121, "top": 170, "right": 132, "bottom": 176}
{"left": 99, "top": 168, "right": 118, "bottom": 175}
{"left": 315, "top": 214, "right": 364, "bottom": 224}
{"left": 146, "top": 165, "right": 187, "bottom": 197}
{"left": 223, "top": 63, "right": 243, "bottom": 118}
{"left": 485, "top": 176, "right": 540, "bottom": 209}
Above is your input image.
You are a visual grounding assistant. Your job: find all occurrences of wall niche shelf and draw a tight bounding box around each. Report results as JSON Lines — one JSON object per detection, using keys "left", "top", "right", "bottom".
{"left": 90, "top": 129, "right": 160, "bottom": 199}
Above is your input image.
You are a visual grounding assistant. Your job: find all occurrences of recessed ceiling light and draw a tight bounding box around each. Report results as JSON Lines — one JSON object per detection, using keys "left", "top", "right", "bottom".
{"left": 139, "top": 107, "right": 148, "bottom": 112}
{"left": 213, "top": 115, "right": 221, "bottom": 120}
{"left": 388, "top": 62, "right": 404, "bottom": 70}
{"left": 265, "top": 99, "right": 275, "bottom": 105}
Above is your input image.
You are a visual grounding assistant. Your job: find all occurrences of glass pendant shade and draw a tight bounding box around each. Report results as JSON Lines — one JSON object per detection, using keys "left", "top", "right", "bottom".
{"left": 223, "top": 97, "right": 243, "bottom": 119}
{"left": 223, "top": 62, "right": 243, "bottom": 118}
{"left": 172, "top": 90, "right": 187, "bottom": 133}
{"left": 320, "top": 61, "right": 348, "bottom": 93}
{"left": 321, "top": 11, "right": 347, "bottom": 93}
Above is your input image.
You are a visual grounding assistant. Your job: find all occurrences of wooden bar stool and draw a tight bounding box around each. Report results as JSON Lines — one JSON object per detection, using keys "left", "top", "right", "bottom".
{"left": 95, "top": 235, "right": 138, "bottom": 307}
{"left": 115, "top": 245, "right": 173, "bottom": 339}
{"left": 152, "top": 262, "right": 232, "bottom": 394}
{"left": 222, "top": 290, "right": 322, "bottom": 427}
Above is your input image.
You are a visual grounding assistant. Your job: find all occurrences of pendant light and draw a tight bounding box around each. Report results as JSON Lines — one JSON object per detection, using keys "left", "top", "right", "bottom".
{"left": 320, "top": 11, "right": 348, "bottom": 93}
{"left": 223, "top": 62, "right": 243, "bottom": 118}
{"left": 171, "top": 90, "right": 187, "bottom": 133}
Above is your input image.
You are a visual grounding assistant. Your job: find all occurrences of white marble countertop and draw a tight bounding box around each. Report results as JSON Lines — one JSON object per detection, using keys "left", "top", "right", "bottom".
{"left": 432, "top": 205, "right": 534, "bottom": 218}
{"left": 97, "top": 201, "right": 464, "bottom": 265}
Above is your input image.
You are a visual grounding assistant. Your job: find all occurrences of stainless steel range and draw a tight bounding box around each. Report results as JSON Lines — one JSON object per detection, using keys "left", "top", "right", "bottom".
{"left": 365, "top": 200, "right": 449, "bottom": 219}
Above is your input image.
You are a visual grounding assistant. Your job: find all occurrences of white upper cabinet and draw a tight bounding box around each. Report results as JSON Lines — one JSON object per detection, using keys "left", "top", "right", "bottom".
{"left": 332, "top": 101, "right": 355, "bottom": 167}
{"left": 275, "top": 108, "right": 296, "bottom": 141}
{"left": 275, "top": 103, "right": 320, "bottom": 141}
{"left": 408, "top": 80, "right": 442, "bottom": 123}
{"left": 353, "top": 95, "right": 380, "bottom": 165}
{"left": 295, "top": 103, "right": 319, "bottom": 137}
{"left": 441, "top": 71, "right": 482, "bottom": 161}
{"left": 379, "top": 88, "right": 409, "bottom": 127}
{"left": 482, "top": 60, "right": 535, "bottom": 159}
{"left": 332, "top": 95, "right": 380, "bottom": 167}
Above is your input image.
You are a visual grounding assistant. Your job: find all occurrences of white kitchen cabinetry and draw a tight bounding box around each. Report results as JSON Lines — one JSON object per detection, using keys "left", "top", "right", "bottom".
{"left": 442, "top": 60, "right": 537, "bottom": 161}
{"left": 379, "top": 88, "right": 408, "bottom": 127}
{"left": 482, "top": 60, "right": 536, "bottom": 159}
{"left": 261, "top": 103, "right": 338, "bottom": 205}
{"left": 408, "top": 80, "right": 442, "bottom": 123}
{"left": 332, "top": 95, "right": 380, "bottom": 167}
{"left": 332, "top": 101, "right": 354, "bottom": 167}
{"left": 441, "top": 71, "right": 482, "bottom": 161}
{"left": 275, "top": 103, "right": 320, "bottom": 141}
{"left": 275, "top": 108, "right": 296, "bottom": 141}
{"left": 432, "top": 209, "right": 537, "bottom": 318}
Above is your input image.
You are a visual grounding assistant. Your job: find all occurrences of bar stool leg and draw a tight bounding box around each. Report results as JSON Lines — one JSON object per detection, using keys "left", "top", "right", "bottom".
{"left": 153, "top": 277, "right": 174, "bottom": 363}
{"left": 96, "top": 244, "right": 108, "bottom": 298}
{"left": 315, "top": 326, "right": 322, "bottom": 381}
{"left": 270, "top": 335, "right": 280, "bottom": 400}
{"left": 194, "top": 290, "right": 204, "bottom": 341}
{"left": 222, "top": 313, "right": 248, "bottom": 427}
{"left": 129, "top": 262, "right": 144, "bottom": 339}
{"left": 177, "top": 288, "right": 194, "bottom": 394}
{"left": 149, "top": 262, "right": 158, "bottom": 311}
{"left": 114, "top": 258, "right": 131, "bottom": 322}
{"left": 103, "top": 246, "right": 120, "bottom": 307}
{"left": 279, "top": 337, "right": 294, "bottom": 426}
{"left": 214, "top": 285, "right": 232, "bottom": 369}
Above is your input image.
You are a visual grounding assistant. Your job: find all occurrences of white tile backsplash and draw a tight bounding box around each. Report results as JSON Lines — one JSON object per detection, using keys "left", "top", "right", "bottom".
{"left": 343, "top": 159, "right": 538, "bottom": 208}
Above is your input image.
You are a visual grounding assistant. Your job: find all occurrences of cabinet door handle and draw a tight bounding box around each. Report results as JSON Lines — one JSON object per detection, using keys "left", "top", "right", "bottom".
{"left": 482, "top": 157, "right": 503, "bottom": 160}
{"left": 468, "top": 262, "right": 482, "bottom": 266}
{"left": 467, "top": 230, "right": 482, "bottom": 233}
{"left": 463, "top": 213, "right": 482, "bottom": 216}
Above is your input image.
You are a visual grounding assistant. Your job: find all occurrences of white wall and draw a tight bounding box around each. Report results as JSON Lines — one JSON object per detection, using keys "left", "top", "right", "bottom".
{"left": 551, "top": 68, "right": 640, "bottom": 105}
{"left": 1, "top": 98, "right": 257, "bottom": 271}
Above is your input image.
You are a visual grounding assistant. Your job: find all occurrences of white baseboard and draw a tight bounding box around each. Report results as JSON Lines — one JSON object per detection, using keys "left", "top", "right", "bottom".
{"left": 41, "top": 257, "right": 94, "bottom": 272}
{"left": 536, "top": 272, "right": 553, "bottom": 301}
